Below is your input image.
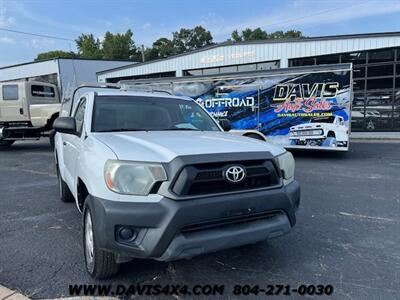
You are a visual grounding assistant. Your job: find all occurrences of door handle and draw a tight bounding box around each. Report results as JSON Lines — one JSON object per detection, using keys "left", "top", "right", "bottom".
{"left": 19, "top": 108, "right": 24, "bottom": 115}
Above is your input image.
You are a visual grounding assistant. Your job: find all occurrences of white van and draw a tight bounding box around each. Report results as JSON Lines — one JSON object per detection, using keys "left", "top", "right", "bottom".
{"left": 0, "top": 81, "right": 60, "bottom": 146}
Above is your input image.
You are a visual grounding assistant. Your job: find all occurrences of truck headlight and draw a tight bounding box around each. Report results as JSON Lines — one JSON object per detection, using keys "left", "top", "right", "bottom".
{"left": 312, "top": 129, "right": 323, "bottom": 135}
{"left": 277, "top": 151, "right": 295, "bottom": 185}
{"left": 104, "top": 160, "right": 167, "bottom": 195}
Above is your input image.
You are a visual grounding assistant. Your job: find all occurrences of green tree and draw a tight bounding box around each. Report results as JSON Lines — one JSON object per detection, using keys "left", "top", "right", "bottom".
{"left": 75, "top": 34, "right": 102, "bottom": 59}
{"left": 231, "top": 30, "right": 242, "bottom": 42}
{"left": 172, "top": 26, "right": 213, "bottom": 53}
{"left": 102, "top": 29, "right": 140, "bottom": 60}
{"left": 35, "top": 50, "right": 78, "bottom": 61}
{"left": 145, "top": 37, "right": 176, "bottom": 60}
{"left": 231, "top": 28, "right": 304, "bottom": 41}
{"left": 143, "top": 47, "right": 159, "bottom": 61}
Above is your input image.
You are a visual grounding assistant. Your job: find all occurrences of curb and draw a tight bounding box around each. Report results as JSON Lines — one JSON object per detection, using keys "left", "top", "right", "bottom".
{"left": 350, "top": 138, "right": 400, "bottom": 143}
{"left": 0, "top": 285, "right": 29, "bottom": 300}
{"left": 350, "top": 133, "right": 400, "bottom": 140}
{"left": 351, "top": 137, "right": 400, "bottom": 140}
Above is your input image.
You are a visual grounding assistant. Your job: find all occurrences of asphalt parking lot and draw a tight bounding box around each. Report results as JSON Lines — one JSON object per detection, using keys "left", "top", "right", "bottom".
{"left": 0, "top": 140, "right": 399, "bottom": 299}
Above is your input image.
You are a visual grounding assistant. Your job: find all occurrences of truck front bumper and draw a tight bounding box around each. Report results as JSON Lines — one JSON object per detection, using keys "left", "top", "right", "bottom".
{"left": 0, "top": 126, "right": 42, "bottom": 140}
{"left": 88, "top": 181, "right": 300, "bottom": 262}
{"left": 289, "top": 135, "right": 326, "bottom": 140}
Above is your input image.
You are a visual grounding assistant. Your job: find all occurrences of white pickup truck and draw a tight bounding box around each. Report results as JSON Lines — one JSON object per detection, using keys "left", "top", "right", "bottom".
{"left": 289, "top": 115, "right": 348, "bottom": 148}
{"left": 53, "top": 86, "right": 300, "bottom": 278}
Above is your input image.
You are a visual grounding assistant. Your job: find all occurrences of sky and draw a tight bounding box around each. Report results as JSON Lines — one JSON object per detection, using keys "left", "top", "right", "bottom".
{"left": 0, "top": 0, "right": 400, "bottom": 67}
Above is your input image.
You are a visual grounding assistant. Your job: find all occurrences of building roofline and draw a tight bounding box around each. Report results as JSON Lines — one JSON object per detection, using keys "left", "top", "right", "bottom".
{"left": 97, "top": 31, "right": 400, "bottom": 76}
{"left": 120, "top": 63, "right": 353, "bottom": 84}
{"left": 0, "top": 57, "right": 137, "bottom": 71}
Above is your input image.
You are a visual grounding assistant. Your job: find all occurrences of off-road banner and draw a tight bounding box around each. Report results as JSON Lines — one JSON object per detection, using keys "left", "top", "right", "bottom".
{"left": 122, "top": 65, "right": 352, "bottom": 151}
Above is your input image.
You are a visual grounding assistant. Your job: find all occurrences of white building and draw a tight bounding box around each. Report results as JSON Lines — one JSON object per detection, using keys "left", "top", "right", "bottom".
{"left": 0, "top": 58, "right": 134, "bottom": 95}
{"left": 97, "top": 32, "right": 400, "bottom": 132}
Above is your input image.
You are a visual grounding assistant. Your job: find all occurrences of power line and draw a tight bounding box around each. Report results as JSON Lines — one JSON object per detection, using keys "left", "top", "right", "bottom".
{"left": 258, "top": 2, "right": 363, "bottom": 29}
{"left": 0, "top": 28, "right": 74, "bottom": 42}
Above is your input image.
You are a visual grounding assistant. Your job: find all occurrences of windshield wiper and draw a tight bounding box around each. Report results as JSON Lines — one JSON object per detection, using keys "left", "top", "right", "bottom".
{"left": 163, "top": 128, "right": 200, "bottom": 131}
{"left": 96, "top": 128, "right": 146, "bottom": 132}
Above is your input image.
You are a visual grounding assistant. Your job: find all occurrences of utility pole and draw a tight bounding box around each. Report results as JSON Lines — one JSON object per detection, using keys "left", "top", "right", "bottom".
{"left": 141, "top": 44, "right": 145, "bottom": 62}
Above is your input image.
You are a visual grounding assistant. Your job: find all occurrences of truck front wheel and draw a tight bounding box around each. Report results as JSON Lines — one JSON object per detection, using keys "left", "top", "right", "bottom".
{"left": 83, "top": 199, "right": 120, "bottom": 279}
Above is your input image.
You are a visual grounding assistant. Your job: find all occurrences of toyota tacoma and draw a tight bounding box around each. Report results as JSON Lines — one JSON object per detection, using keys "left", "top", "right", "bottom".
{"left": 53, "top": 86, "right": 300, "bottom": 279}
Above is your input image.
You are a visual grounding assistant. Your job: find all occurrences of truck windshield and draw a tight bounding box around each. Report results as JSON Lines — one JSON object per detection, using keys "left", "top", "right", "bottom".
{"left": 92, "top": 95, "right": 221, "bottom": 132}
{"left": 310, "top": 116, "right": 335, "bottom": 123}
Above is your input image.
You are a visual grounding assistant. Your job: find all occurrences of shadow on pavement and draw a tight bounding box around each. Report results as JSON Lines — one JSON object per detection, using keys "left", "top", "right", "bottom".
{"left": 288, "top": 148, "right": 349, "bottom": 160}
{"left": 0, "top": 140, "right": 52, "bottom": 152}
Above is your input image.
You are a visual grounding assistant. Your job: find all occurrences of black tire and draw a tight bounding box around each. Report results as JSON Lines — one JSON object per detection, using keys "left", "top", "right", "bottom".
{"left": 244, "top": 133, "right": 265, "bottom": 141}
{"left": 57, "top": 165, "right": 74, "bottom": 203}
{"left": 0, "top": 140, "right": 14, "bottom": 146}
{"left": 49, "top": 130, "right": 56, "bottom": 148}
{"left": 83, "top": 200, "right": 120, "bottom": 279}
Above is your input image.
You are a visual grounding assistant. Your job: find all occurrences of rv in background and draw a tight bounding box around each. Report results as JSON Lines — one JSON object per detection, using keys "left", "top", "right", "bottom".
{"left": 0, "top": 81, "right": 59, "bottom": 146}
{"left": 121, "top": 64, "right": 353, "bottom": 151}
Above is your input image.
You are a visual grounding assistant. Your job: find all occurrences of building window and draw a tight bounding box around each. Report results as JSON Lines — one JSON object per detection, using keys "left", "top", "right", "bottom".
{"left": 366, "top": 92, "right": 393, "bottom": 106}
{"left": 367, "top": 78, "right": 393, "bottom": 90}
{"left": 315, "top": 54, "right": 340, "bottom": 65}
{"left": 396, "top": 78, "right": 400, "bottom": 89}
{"left": 341, "top": 52, "right": 366, "bottom": 64}
{"left": 396, "top": 63, "right": 400, "bottom": 75}
{"left": 368, "top": 49, "right": 395, "bottom": 63}
{"left": 351, "top": 93, "right": 366, "bottom": 131}
{"left": 353, "top": 80, "right": 365, "bottom": 91}
{"left": 394, "top": 90, "right": 400, "bottom": 130}
{"left": 237, "top": 63, "right": 257, "bottom": 72}
{"left": 183, "top": 69, "right": 202, "bottom": 76}
{"left": 219, "top": 66, "right": 238, "bottom": 73}
{"left": 289, "top": 57, "right": 315, "bottom": 67}
{"left": 367, "top": 64, "right": 394, "bottom": 77}
{"left": 257, "top": 61, "right": 280, "bottom": 70}
{"left": 354, "top": 66, "right": 366, "bottom": 78}
{"left": 2, "top": 85, "right": 19, "bottom": 100}
{"left": 106, "top": 71, "right": 176, "bottom": 83}
{"left": 183, "top": 60, "right": 279, "bottom": 76}
{"left": 202, "top": 67, "right": 219, "bottom": 75}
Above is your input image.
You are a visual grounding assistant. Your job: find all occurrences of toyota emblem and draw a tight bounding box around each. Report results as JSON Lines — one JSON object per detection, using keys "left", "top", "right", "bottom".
{"left": 224, "top": 165, "right": 246, "bottom": 183}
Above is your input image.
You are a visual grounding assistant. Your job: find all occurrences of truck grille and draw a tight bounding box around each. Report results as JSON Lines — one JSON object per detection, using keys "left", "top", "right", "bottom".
{"left": 171, "top": 159, "right": 280, "bottom": 196}
{"left": 181, "top": 211, "right": 282, "bottom": 233}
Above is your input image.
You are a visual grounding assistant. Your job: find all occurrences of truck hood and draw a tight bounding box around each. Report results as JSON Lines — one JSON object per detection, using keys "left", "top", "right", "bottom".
{"left": 93, "top": 131, "right": 285, "bottom": 162}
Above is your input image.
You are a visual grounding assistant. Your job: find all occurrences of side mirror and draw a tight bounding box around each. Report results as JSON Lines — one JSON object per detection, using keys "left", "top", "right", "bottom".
{"left": 53, "top": 117, "right": 77, "bottom": 135}
{"left": 219, "top": 119, "right": 232, "bottom": 131}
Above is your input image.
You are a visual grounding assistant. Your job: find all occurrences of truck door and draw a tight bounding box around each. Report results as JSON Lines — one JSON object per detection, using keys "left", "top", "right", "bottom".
{"left": 0, "top": 83, "right": 30, "bottom": 122}
{"left": 207, "top": 84, "right": 260, "bottom": 130}
{"left": 62, "top": 97, "right": 86, "bottom": 191}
